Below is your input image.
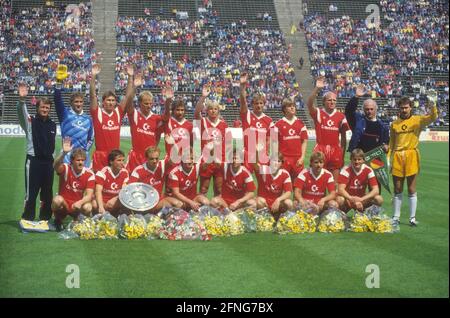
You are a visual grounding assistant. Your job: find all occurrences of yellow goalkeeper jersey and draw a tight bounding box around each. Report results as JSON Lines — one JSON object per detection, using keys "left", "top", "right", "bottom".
{"left": 389, "top": 105, "right": 438, "bottom": 152}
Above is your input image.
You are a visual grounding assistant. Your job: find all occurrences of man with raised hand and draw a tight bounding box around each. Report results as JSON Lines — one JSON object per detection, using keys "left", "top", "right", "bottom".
{"left": 125, "top": 77, "right": 170, "bottom": 173}
{"left": 389, "top": 95, "right": 438, "bottom": 226}
{"left": 52, "top": 138, "right": 95, "bottom": 231}
{"left": 54, "top": 64, "right": 94, "bottom": 167}
{"left": 345, "top": 83, "right": 389, "bottom": 154}
{"left": 307, "top": 76, "right": 350, "bottom": 182}
{"left": 89, "top": 64, "right": 135, "bottom": 172}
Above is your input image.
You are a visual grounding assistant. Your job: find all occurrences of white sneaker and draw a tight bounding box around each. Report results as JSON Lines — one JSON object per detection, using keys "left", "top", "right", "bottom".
{"left": 409, "top": 218, "right": 419, "bottom": 226}
{"left": 392, "top": 218, "right": 400, "bottom": 227}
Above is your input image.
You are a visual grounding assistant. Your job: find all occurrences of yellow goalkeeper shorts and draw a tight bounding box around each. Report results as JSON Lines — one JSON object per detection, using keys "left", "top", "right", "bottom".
{"left": 392, "top": 149, "right": 420, "bottom": 177}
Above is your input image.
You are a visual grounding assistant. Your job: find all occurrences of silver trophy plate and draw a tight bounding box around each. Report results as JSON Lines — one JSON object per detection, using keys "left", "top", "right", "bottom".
{"left": 119, "top": 183, "right": 160, "bottom": 212}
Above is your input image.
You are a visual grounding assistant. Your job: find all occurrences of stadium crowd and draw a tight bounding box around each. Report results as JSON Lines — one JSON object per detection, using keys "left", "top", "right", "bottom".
{"left": 303, "top": 0, "right": 448, "bottom": 124}
{"left": 116, "top": 17, "right": 205, "bottom": 46}
{"left": 115, "top": 27, "right": 301, "bottom": 109}
{"left": 0, "top": 0, "right": 97, "bottom": 94}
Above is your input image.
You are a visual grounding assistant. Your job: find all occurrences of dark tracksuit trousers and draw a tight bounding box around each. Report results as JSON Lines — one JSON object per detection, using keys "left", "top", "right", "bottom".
{"left": 22, "top": 155, "right": 54, "bottom": 221}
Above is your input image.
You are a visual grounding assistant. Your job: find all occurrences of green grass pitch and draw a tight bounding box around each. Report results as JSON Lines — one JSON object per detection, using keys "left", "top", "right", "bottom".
{"left": 0, "top": 137, "right": 448, "bottom": 297}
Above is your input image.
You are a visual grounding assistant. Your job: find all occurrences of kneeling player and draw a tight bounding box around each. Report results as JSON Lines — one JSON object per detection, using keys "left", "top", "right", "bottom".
{"left": 254, "top": 153, "right": 293, "bottom": 218}
{"left": 211, "top": 151, "right": 256, "bottom": 211}
{"left": 93, "top": 149, "right": 129, "bottom": 216}
{"left": 52, "top": 140, "right": 95, "bottom": 231}
{"left": 128, "top": 146, "right": 182, "bottom": 213}
{"left": 336, "top": 148, "right": 383, "bottom": 212}
{"left": 294, "top": 151, "right": 338, "bottom": 215}
{"left": 166, "top": 150, "right": 209, "bottom": 211}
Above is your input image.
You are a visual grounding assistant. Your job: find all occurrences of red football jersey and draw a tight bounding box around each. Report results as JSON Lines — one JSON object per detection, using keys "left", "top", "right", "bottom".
{"left": 167, "top": 162, "right": 201, "bottom": 200}
{"left": 91, "top": 107, "right": 124, "bottom": 151}
{"left": 274, "top": 116, "right": 308, "bottom": 157}
{"left": 128, "top": 159, "right": 168, "bottom": 197}
{"left": 240, "top": 110, "right": 273, "bottom": 153}
{"left": 164, "top": 117, "right": 193, "bottom": 159}
{"left": 129, "top": 108, "right": 163, "bottom": 155}
{"left": 95, "top": 166, "right": 129, "bottom": 203}
{"left": 312, "top": 108, "right": 350, "bottom": 147}
{"left": 200, "top": 117, "right": 228, "bottom": 161}
{"left": 221, "top": 165, "right": 256, "bottom": 204}
{"left": 338, "top": 164, "right": 378, "bottom": 197}
{"left": 255, "top": 166, "right": 292, "bottom": 201}
{"left": 294, "top": 168, "right": 335, "bottom": 203}
{"left": 58, "top": 163, "right": 95, "bottom": 202}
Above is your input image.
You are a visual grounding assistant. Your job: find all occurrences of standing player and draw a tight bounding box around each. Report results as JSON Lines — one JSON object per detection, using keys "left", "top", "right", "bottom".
{"left": 162, "top": 95, "right": 193, "bottom": 166}
{"left": 239, "top": 73, "right": 273, "bottom": 171}
{"left": 294, "top": 152, "right": 338, "bottom": 215}
{"left": 128, "top": 146, "right": 182, "bottom": 212}
{"left": 54, "top": 64, "right": 94, "bottom": 167}
{"left": 93, "top": 149, "right": 129, "bottom": 216}
{"left": 210, "top": 150, "right": 256, "bottom": 211}
{"left": 167, "top": 150, "right": 210, "bottom": 211}
{"left": 17, "top": 83, "right": 56, "bottom": 225}
{"left": 307, "top": 76, "right": 350, "bottom": 181}
{"left": 51, "top": 139, "right": 95, "bottom": 231}
{"left": 389, "top": 95, "right": 438, "bottom": 226}
{"left": 254, "top": 153, "right": 293, "bottom": 218}
{"left": 336, "top": 149, "right": 383, "bottom": 213}
{"left": 274, "top": 98, "right": 308, "bottom": 180}
{"left": 194, "top": 85, "right": 229, "bottom": 196}
{"left": 126, "top": 80, "right": 171, "bottom": 173}
{"left": 89, "top": 64, "right": 135, "bottom": 172}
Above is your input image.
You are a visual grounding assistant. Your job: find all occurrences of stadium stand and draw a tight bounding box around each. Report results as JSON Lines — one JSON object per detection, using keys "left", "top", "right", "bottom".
{"left": 1, "top": 0, "right": 447, "bottom": 130}
{"left": 303, "top": 0, "right": 449, "bottom": 130}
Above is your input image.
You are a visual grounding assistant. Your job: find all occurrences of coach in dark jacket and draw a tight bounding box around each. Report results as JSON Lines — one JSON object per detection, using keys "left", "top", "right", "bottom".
{"left": 17, "top": 83, "right": 56, "bottom": 222}
{"left": 345, "top": 85, "right": 389, "bottom": 153}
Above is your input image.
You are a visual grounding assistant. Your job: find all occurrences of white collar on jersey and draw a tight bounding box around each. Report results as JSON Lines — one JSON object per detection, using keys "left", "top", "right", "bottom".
{"left": 181, "top": 164, "right": 194, "bottom": 176}
{"left": 70, "top": 165, "right": 86, "bottom": 178}
{"left": 138, "top": 109, "right": 154, "bottom": 119}
{"left": 322, "top": 108, "right": 337, "bottom": 117}
{"left": 144, "top": 161, "right": 159, "bottom": 174}
{"left": 206, "top": 116, "right": 222, "bottom": 127}
{"left": 351, "top": 163, "right": 367, "bottom": 176}
{"left": 171, "top": 116, "right": 186, "bottom": 125}
{"left": 309, "top": 167, "right": 325, "bottom": 180}
{"left": 101, "top": 107, "right": 117, "bottom": 117}
{"left": 106, "top": 166, "right": 124, "bottom": 178}
{"left": 282, "top": 116, "right": 298, "bottom": 126}
{"left": 228, "top": 164, "right": 243, "bottom": 177}
{"left": 69, "top": 109, "right": 84, "bottom": 116}
{"left": 251, "top": 111, "right": 266, "bottom": 120}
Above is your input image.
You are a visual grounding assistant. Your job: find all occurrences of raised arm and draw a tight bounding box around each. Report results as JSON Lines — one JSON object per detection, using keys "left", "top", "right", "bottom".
{"left": 161, "top": 84, "right": 174, "bottom": 122}
{"left": 90, "top": 64, "right": 101, "bottom": 112}
{"left": 345, "top": 84, "right": 366, "bottom": 131}
{"left": 54, "top": 137, "right": 72, "bottom": 173}
{"left": 17, "top": 83, "right": 30, "bottom": 131}
{"left": 126, "top": 72, "right": 143, "bottom": 116}
{"left": 307, "top": 76, "right": 326, "bottom": 117}
{"left": 239, "top": 73, "right": 249, "bottom": 114}
{"left": 119, "top": 65, "right": 135, "bottom": 114}
{"left": 420, "top": 92, "right": 439, "bottom": 128}
{"left": 54, "top": 64, "right": 69, "bottom": 123}
{"left": 194, "top": 85, "right": 210, "bottom": 120}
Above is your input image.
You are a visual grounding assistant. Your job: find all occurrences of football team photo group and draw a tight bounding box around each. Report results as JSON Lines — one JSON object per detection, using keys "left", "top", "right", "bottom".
{"left": 0, "top": 0, "right": 447, "bottom": 299}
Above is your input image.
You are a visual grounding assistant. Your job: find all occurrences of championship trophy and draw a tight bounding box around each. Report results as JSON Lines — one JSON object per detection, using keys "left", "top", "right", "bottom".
{"left": 119, "top": 183, "right": 160, "bottom": 212}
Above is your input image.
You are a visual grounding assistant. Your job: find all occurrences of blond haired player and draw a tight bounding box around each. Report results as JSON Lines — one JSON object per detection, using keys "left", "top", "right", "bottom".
{"left": 389, "top": 95, "right": 438, "bottom": 226}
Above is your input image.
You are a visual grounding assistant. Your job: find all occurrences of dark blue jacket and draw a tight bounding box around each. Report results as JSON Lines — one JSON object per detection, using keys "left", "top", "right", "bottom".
{"left": 345, "top": 97, "right": 389, "bottom": 152}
